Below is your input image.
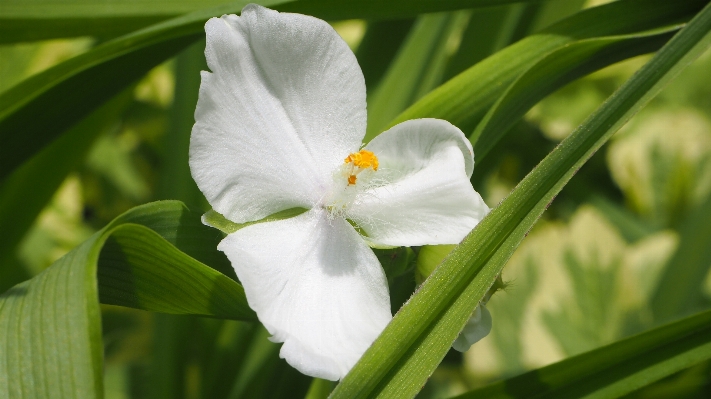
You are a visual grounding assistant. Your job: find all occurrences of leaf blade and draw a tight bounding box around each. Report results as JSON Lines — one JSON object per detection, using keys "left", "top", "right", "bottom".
{"left": 0, "top": 201, "right": 255, "bottom": 398}
{"left": 471, "top": 27, "right": 680, "bottom": 161}
{"left": 330, "top": 1, "right": 711, "bottom": 397}
{"left": 390, "top": 0, "right": 707, "bottom": 133}
{"left": 454, "top": 310, "right": 711, "bottom": 399}
{"left": 0, "top": 0, "right": 543, "bottom": 43}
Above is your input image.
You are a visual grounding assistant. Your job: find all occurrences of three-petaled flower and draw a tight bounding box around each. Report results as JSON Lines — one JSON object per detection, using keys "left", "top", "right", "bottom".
{"left": 189, "top": 4, "right": 489, "bottom": 381}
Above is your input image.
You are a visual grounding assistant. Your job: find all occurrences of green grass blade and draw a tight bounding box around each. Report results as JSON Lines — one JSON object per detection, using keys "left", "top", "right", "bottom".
{"left": 0, "top": 234, "right": 104, "bottom": 398}
{"left": 453, "top": 309, "right": 711, "bottom": 399}
{"left": 277, "top": 0, "right": 542, "bottom": 20}
{"left": 390, "top": 0, "right": 707, "bottom": 134}
{"left": 1, "top": 0, "right": 543, "bottom": 44}
{"left": 97, "top": 223, "right": 253, "bottom": 320}
{"left": 0, "top": 4, "right": 214, "bottom": 181}
{"left": 330, "top": 2, "right": 711, "bottom": 398}
{"left": 443, "top": 4, "right": 524, "bottom": 81}
{"left": 0, "top": 0, "right": 232, "bottom": 43}
{"left": 0, "top": 0, "right": 554, "bottom": 183}
{"left": 0, "top": 91, "right": 130, "bottom": 271}
{"left": 155, "top": 39, "right": 207, "bottom": 210}
{"left": 0, "top": 200, "right": 254, "bottom": 398}
{"left": 365, "top": 12, "right": 462, "bottom": 141}
{"left": 651, "top": 191, "right": 711, "bottom": 322}
{"left": 471, "top": 26, "right": 680, "bottom": 161}
{"left": 355, "top": 19, "right": 414, "bottom": 90}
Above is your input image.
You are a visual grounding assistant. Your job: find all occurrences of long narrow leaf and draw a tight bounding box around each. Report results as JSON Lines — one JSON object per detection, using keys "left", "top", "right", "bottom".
{"left": 471, "top": 27, "right": 680, "bottom": 160}
{"left": 331, "top": 2, "right": 711, "bottom": 398}
{"left": 0, "top": 201, "right": 254, "bottom": 398}
{"left": 651, "top": 191, "right": 711, "bottom": 322}
{"left": 365, "top": 12, "right": 462, "bottom": 141}
{"left": 0, "top": 0, "right": 558, "bottom": 182}
{"left": 0, "top": 91, "right": 129, "bottom": 269}
{"left": 0, "top": 0, "right": 542, "bottom": 44}
{"left": 390, "top": 0, "right": 707, "bottom": 133}
{"left": 454, "top": 309, "right": 711, "bottom": 399}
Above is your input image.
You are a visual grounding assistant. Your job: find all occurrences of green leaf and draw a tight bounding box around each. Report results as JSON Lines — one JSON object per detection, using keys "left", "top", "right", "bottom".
{"left": 203, "top": 207, "right": 308, "bottom": 235}
{"left": 305, "top": 379, "right": 336, "bottom": 399}
{"left": 0, "top": 0, "right": 551, "bottom": 183}
{"left": 355, "top": 19, "right": 414, "bottom": 90}
{"left": 155, "top": 39, "right": 208, "bottom": 210}
{"left": 277, "top": 0, "right": 545, "bottom": 21}
{"left": 0, "top": 201, "right": 254, "bottom": 398}
{"left": 0, "top": 90, "right": 130, "bottom": 270}
{"left": 0, "top": 0, "right": 233, "bottom": 43}
{"left": 0, "top": 230, "right": 104, "bottom": 398}
{"left": 0, "top": 4, "right": 212, "bottom": 181}
{"left": 471, "top": 26, "right": 681, "bottom": 161}
{"left": 97, "top": 223, "right": 252, "bottom": 320}
{"left": 365, "top": 12, "right": 465, "bottom": 142}
{"left": 453, "top": 309, "right": 711, "bottom": 399}
{"left": 330, "top": 2, "right": 711, "bottom": 398}
{"left": 651, "top": 190, "right": 711, "bottom": 322}
{"left": 0, "top": 0, "right": 545, "bottom": 43}
{"left": 226, "top": 325, "right": 312, "bottom": 399}
{"left": 201, "top": 321, "right": 261, "bottom": 399}
{"left": 442, "top": 4, "right": 525, "bottom": 81}
{"left": 390, "top": 0, "right": 708, "bottom": 134}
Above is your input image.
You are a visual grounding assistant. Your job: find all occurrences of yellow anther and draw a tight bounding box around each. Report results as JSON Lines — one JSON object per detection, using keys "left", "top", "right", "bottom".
{"left": 344, "top": 150, "right": 379, "bottom": 171}
{"left": 348, "top": 175, "right": 357, "bottom": 185}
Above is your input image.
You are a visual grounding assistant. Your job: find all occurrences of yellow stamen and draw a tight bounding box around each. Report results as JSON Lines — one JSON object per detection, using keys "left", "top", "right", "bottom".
{"left": 344, "top": 150, "right": 379, "bottom": 170}
{"left": 344, "top": 150, "right": 379, "bottom": 185}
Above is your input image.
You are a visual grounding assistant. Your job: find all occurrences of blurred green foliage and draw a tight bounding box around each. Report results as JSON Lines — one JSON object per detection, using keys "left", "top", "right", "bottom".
{"left": 2, "top": 0, "right": 711, "bottom": 398}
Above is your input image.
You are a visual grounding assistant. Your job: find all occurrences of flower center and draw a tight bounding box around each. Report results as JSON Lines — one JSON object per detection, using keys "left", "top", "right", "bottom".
{"left": 343, "top": 150, "right": 379, "bottom": 186}
{"left": 322, "top": 149, "right": 380, "bottom": 218}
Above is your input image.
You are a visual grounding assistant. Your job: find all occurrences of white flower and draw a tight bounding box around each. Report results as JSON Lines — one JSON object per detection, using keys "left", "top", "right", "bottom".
{"left": 189, "top": 4, "right": 489, "bottom": 381}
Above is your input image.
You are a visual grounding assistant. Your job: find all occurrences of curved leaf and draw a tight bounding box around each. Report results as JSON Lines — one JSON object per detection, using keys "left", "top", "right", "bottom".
{"left": 0, "top": 201, "right": 254, "bottom": 398}
{"left": 330, "top": 2, "right": 711, "bottom": 398}
{"left": 364, "top": 12, "right": 463, "bottom": 141}
{"left": 0, "top": 0, "right": 228, "bottom": 43}
{"left": 0, "top": 0, "right": 541, "bottom": 44}
{"left": 454, "top": 309, "right": 711, "bottom": 399}
{"left": 471, "top": 26, "right": 680, "bottom": 160}
{"left": 390, "top": 0, "right": 707, "bottom": 134}
{"left": 0, "top": 0, "right": 555, "bottom": 182}
{"left": 0, "top": 90, "right": 130, "bottom": 269}
{"left": 0, "top": 230, "right": 104, "bottom": 398}
{"left": 651, "top": 191, "right": 711, "bottom": 322}
{"left": 98, "top": 223, "right": 252, "bottom": 320}
{"left": 0, "top": 6, "right": 208, "bottom": 181}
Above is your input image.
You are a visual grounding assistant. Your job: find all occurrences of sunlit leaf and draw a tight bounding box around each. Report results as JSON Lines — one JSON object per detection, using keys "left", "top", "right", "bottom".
{"left": 331, "top": 2, "right": 711, "bottom": 397}
{"left": 391, "top": 0, "right": 707, "bottom": 134}
{"left": 0, "top": 201, "right": 254, "bottom": 398}
{"left": 0, "top": 0, "right": 556, "bottom": 182}
{"left": 651, "top": 191, "right": 711, "bottom": 321}
{"left": 0, "top": 91, "right": 130, "bottom": 271}
{"left": 0, "top": 0, "right": 543, "bottom": 43}
{"left": 471, "top": 26, "right": 681, "bottom": 161}
{"left": 365, "top": 12, "right": 464, "bottom": 141}
{"left": 455, "top": 309, "right": 711, "bottom": 399}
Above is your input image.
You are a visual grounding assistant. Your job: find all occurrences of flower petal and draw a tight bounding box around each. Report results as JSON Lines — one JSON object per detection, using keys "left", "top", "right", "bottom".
{"left": 348, "top": 119, "right": 489, "bottom": 247}
{"left": 218, "top": 209, "right": 391, "bottom": 380}
{"left": 190, "top": 4, "right": 367, "bottom": 223}
{"left": 452, "top": 304, "right": 492, "bottom": 352}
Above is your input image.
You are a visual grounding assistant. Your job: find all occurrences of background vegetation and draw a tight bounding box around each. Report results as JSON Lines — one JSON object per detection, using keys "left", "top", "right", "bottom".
{"left": 2, "top": 0, "right": 711, "bottom": 398}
